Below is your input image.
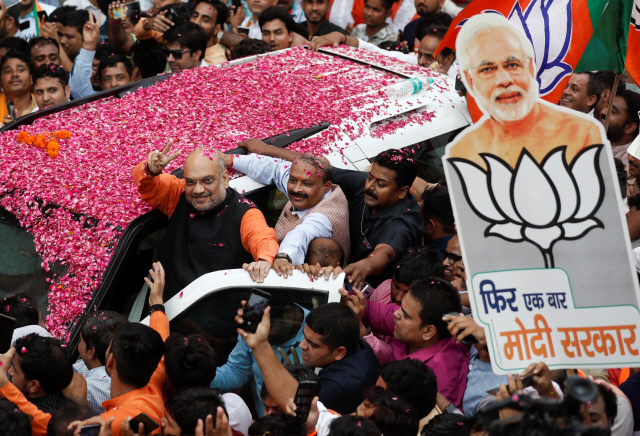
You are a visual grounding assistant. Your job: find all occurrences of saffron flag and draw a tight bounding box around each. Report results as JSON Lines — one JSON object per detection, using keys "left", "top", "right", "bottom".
{"left": 436, "top": 0, "right": 611, "bottom": 121}
{"left": 626, "top": 0, "right": 640, "bottom": 84}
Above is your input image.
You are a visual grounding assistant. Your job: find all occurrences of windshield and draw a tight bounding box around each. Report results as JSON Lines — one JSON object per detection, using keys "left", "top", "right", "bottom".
{"left": 0, "top": 207, "right": 68, "bottom": 318}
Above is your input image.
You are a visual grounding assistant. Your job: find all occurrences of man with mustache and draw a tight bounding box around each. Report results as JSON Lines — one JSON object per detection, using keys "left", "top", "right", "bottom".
{"left": 448, "top": 14, "right": 605, "bottom": 170}
{"left": 133, "top": 142, "right": 279, "bottom": 300}
{"left": 0, "top": 51, "right": 37, "bottom": 124}
{"left": 238, "top": 141, "right": 424, "bottom": 290}
{"left": 222, "top": 140, "right": 350, "bottom": 277}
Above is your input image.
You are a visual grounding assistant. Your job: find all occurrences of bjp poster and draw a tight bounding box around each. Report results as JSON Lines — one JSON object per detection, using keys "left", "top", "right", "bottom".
{"left": 443, "top": 14, "right": 640, "bottom": 373}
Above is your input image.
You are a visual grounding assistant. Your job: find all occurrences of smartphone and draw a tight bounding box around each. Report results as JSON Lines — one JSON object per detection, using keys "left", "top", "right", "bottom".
{"left": 486, "top": 373, "right": 535, "bottom": 396}
{"left": 129, "top": 413, "right": 160, "bottom": 434}
{"left": 455, "top": 76, "right": 467, "bottom": 95}
{"left": 126, "top": 1, "right": 141, "bottom": 18}
{"left": 444, "top": 312, "right": 478, "bottom": 345}
{"left": 237, "top": 26, "right": 249, "bottom": 35}
{"left": 240, "top": 289, "right": 271, "bottom": 333}
{"left": 0, "top": 314, "right": 17, "bottom": 354}
{"left": 232, "top": 0, "right": 242, "bottom": 8}
{"left": 294, "top": 380, "right": 320, "bottom": 422}
{"left": 7, "top": 100, "right": 15, "bottom": 121}
{"left": 360, "top": 283, "right": 374, "bottom": 299}
{"left": 79, "top": 424, "right": 101, "bottom": 436}
{"left": 37, "top": 10, "right": 48, "bottom": 22}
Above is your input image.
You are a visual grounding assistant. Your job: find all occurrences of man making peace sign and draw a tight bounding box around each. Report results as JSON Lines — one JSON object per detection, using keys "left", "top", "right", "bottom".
{"left": 133, "top": 141, "right": 279, "bottom": 299}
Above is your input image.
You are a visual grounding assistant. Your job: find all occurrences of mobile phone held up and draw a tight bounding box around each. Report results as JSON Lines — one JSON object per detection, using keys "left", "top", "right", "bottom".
{"left": 240, "top": 289, "right": 271, "bottom": 334}
{"left": 79, "top": 424, "right": 101, "bottom": 436}
{"left": 294, "top": 380, "right": 320, "bottom": 422}
{"left": 444, "top": 312, "right": 478, "bottom": 345}
{"left": 0, "top": 314, "right": 17, "bottom": 354}
{"left": 129, "top": 413, "right": 160, "bottom": 434}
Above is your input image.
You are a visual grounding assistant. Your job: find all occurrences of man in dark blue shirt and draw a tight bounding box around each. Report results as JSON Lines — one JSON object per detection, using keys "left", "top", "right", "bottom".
{"left": 403, "top": 5, "right": 453, "bottom": 52}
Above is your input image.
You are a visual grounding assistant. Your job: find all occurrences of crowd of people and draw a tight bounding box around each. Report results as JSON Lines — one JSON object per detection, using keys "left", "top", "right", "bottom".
{"left": 1, "top": 0, "right": 640, "bottom": 435}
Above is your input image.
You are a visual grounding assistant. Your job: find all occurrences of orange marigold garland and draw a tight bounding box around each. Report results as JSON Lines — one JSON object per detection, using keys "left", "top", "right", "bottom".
{"left": 17, "top": 130, "right": 71, "bottom": 158}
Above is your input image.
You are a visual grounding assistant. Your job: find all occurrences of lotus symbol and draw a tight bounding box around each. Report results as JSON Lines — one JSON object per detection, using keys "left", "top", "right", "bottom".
{"left": 449, "top": 145, "right": 605, "bottom": 268}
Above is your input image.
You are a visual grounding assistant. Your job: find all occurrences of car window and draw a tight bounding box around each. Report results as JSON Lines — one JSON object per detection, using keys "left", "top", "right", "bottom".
{"left": 413, "top": 128, "right": 466, "bottom": 182}
{"left": 170, "top": 287, "right": 327, "bottom": 365}
{"left": 0, "top": 207, "right": 68, "bottom": 318}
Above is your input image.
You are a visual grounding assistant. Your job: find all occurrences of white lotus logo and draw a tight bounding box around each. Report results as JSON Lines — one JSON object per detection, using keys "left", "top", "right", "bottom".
{"left": 449, "top": 145, "right": 605, "bottom": 267}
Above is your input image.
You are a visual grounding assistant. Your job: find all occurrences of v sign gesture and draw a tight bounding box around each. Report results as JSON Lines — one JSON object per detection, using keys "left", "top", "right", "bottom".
{"left": 147, "top": 140, "right": 182, "bottom": 175}
{"left": 82, "top": 11, "right": 102, "bottom": 51}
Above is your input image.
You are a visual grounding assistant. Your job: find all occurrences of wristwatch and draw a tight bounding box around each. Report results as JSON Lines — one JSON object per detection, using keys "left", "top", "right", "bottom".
{"left": 276, "top": 253, "right": 292, "bottom": 264}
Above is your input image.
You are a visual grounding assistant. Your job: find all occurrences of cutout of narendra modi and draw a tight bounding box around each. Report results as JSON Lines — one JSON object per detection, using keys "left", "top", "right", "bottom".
{"left": 447, "top": 14, "right": 606, "bottom": 169}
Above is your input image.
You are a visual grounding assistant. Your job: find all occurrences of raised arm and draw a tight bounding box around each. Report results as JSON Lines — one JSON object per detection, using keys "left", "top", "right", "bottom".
{"left": 108, "top": 1, "right": 135, "bottom": 54}
{"left": 237, "top": 139, "right": 301, "bottom": 163}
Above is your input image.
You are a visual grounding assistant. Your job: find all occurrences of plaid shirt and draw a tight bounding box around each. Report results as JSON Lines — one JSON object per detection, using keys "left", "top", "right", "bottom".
{"left": 351, "top": 23, "right": 397, "bottom": 45}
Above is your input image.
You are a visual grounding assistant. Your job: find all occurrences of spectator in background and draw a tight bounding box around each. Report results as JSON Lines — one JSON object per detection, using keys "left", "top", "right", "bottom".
{"left": 329, "top": 415, "right": 381, "bottom": 436}
{"left": 191, "top": 0, "right": 229, "bottom": 65}
{"left": 1, "top": 294, "right": 45, "bottom": 329}
{"left": 98, "top": 53, "right": 133, "bottom": 90}
{"left": 416, "top": 24, "right": 456, "bottom": 78}
{"left": 241, "top": 0, "right": 278, "bottom": 39}
{"left": 274, "top": 0, "right": 305, "bottom": 23}
{"left": 229, "top": 37, "right": 271, "bottom": 59}
{"left": 64, "top": 0, "right": 107, "bottom": 27}
{"left": 32, "top": 63, "right": 70, "bottom": 111}
{"left": 163, "top": 388, "right": 240, "bottom": 436}
{"left": 301, "top": 0, "right": 347, "bottom": 39}
{"left": 442, "top": 235, "right": 468, "bottom": 310}
{"left": 420, "top": 182, "right": 455, "bottom": 258}
{"left": 0, "top": 51, "right": 37, "bottom": 123}
{"left": 130, "top": 39, "right": 167, "bottom": 80}
{"left": 46, "top": 399, "right": 92, "bottom": 436}
{"left": 350, "top": 0, "right": 397, "bottom": 45}
{"left": 403, "top": 3, "right": 454, "bottom": 52}
{"left": 378, "top": 359, "right": 438, "bottom": 421}
{"left": 0, "top": 398, "right": 31, "bottom": 436}
{"left": 0, "top": 36, "right": 29, "bottom": 57}
{"left": 74, "top": 310, "right": 126, "bottom": 415}
{"left": 147, "top": 0, "right": 183, "bottom": 16}
{"left": 12, "top": 0, "right": 57, "bottom": 40}
{"left": 248, "top": 413, "right": 307, "bottom": 436}
{"left": 0, "top": 2, "right": 21, "bottom": 43}
{"left": 604, "top": 89, "right": 640, "bottom": 168}
{"left": 67, "top": 11, "right": 104, "bottom": 98}
{"left": 558, "top": 72, "right": 599, "bottom": 114}
{"left": 259, "top": 5, "right": 308, "bottom": 50}
{"left": 356, "top": 386, "right": 419, "bottom": 436}
{"left": 593, "top": 70, "right": 626, "bottom": 121}
{"left": 27, "top": 37, "right": 61, "bottom": 69}
{"left": 51, "top": 8, "right": 90, "bottom": 62}
{"left": 92, "top": 42, "right": 121, "bottom": 89}
{"left": 163, "top": 21, "right": 208, "bottom": 71}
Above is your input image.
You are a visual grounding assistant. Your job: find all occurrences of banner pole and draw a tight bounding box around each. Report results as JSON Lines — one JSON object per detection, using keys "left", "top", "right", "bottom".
{"left": 603, "top": 74, "right": 622, "bottom": 133}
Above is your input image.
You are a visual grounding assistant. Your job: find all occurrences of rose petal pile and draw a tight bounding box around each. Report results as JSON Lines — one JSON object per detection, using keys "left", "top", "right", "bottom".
{"left": 0, "top": 47, "right": 443, "bottom": 340}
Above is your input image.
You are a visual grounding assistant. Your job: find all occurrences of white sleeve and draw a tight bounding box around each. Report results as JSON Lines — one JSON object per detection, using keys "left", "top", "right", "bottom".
{"left": 357, "top": 39, "right": 419, "bottom": 64}
{"left": 232, "top": 154, "right": 292, "bottom": 195}
{"left": 315, "top": 400, "right": 340, "bottom": 436}
{"left": 278, "top": 213, "right": 333, "bottom": 265}
{"left": 389, "top": 0, "right": 417, "bottom": 34}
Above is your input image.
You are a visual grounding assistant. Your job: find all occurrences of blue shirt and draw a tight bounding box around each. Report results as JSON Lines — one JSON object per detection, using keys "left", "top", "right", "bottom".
{"left": 461, "top": 347, "right": 507, "bottom": 416}
{"left": 69, "top": 48, "right": 97, "bottom": 100}
{"left": 211, "top": 306, "right": 309, "bottom": 417}
{"left": 73, "top": 361, "right": 111, "bottom": 415}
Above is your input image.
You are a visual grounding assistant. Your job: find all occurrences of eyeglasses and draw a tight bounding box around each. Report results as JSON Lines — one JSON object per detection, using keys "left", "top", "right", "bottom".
{"left": 162, "top": 48, "right": 192, "bottom": 60}
{"left": 470, "top": 58, "right": 529, "bottom": 79}
{"left": 442, "top": 251, "right": 463, "bottom": 264}
{"left": 185, "top": 177, "right": 216, "bottom": 187}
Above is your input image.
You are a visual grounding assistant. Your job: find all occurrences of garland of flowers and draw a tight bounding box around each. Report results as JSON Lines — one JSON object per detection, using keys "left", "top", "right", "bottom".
{"left": 17, "top": 130, "right": 72, "bottom": 158}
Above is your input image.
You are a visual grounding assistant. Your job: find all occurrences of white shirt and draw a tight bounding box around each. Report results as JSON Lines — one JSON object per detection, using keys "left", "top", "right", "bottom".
{"left": 249, "top": 21, "right": 262, "bottom": 39}
{"left": 73, "top": 360, "right": 111, "bottom": 415}
{"left": 15, "top": 2, "right": 56, "bottom": 40}
{"left": 62, "top": 0, "right": 106, "bottom": 26}
{"left": 316, "top": 400, "right": 340, "bottom": 436}
{"left": 221, "top": 393, "right": 252, "bottom": 436}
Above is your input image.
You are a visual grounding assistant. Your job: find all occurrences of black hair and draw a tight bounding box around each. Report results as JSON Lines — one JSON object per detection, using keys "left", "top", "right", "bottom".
{"left": 166, "top": 387, "right": 228, "bottom": 435}
{"left": 409, "top": 278, "right": 461, "bottom": 339}
{"left": 395, "top": 248, "right": 443, "bottom": 283}
{"left": 164, "top": 21, "right": 207, "bottom": 61}
{"left": 46, "top": 399, "right": 92, "bottom": 436}
{"left": 49, "top": 6, "right": 78, "bottom": 26}
{"left": 230, "top": 38, "right": 271, "bottom": 60}
{"left": 373, "top": 148, "right": 417, "bottom": 190}
{"left": 379, "top": 359, "right": 438, "bottom": 418}
{"left": 421, "top": 182, "right": 455, "bottom": 233}
{"left": 593, "top": 70, "right": 626, "bottom": 98}
{"left": 261, "top": 364, "right": 321, "bottom": 399}
{"left": 33, "top": 63, "right": 70, "bottom": 88}
{"left": 110, "top": 322, "right": 165, "bottom": 388}
{"left": 80, "top": 310, "right": 126, "bottom": 366}
{"left": 305, "top": 303, "right": 360, "bottom": 354}
{"left": 0, "top": 399, "right": 31, "bottom": 436}
{"left": 0, "top": 293, "right": 41, "bottom": 328}
{"left": 258, "top": 6, "right": 296, "bottom": 33}
{"left": 363, "top": 387, "right": 419, "bottom": 436}
{"left": 420, "top": 11, "right": 453, "bottom": 29}
{"left": 305, "top": 237, "right": 345, "bottom": 268}
{"left": 370, "top": 0, "right": 398, "bottom": 11}
{"left": 0, "top": 50, "right": 34, "bottom": 75}
{"left": 159, "top": 3, "right": 192, "bottom": 26}
{"left": 378, "top": 41, "right": 409, "bottom": 54}
{"left": 165, "top": 333, "right": 217, "bottom": 391}
{"left": 248, "top": 413, "right": 306, "bottom": 436}
{"left": 296, "top": 154, "right": 333, "bottom": 184}
{"left": 95, "top": 43, "right": 123, "bottom": 62}
{"left": 597, "top": 383, "right": 618, "bottom": 427}
{"left": 131, "top": 40, "right": 167, "bottom": 79}
{"left": 14, "top": 333, "right": 73, "bottom": 394}
{"left": 0, "top": 37, "right": 29, "bottom": 55}
{"left": 27, "top": 37, "right": 60, "bottom": 55}
{"left": 417, "top": 13, "right": 454, "bottom": 56}
{"left": 98, "top": 54, "right": 133, "bottom": 79}
{"left": 66, "top": 9, "right": 90, "bottom": 34}
{"left": 621, "top": 89, "right": 640, "bottom": 135}
{"left": 5, "top": 4, "right": 21, "bottom": 22}
{"left": 196, "top": 0, "right": 229, "bottom": 27}
{"left": 418, "top": 23, "right": 448, "bottom": 44}
{"left": 328, "top": 415, "right": 381, "bottom": 436}
{"left": 614, "top": 158, "right": 627, "bottom": 200}
{"left": 420, "top": 413, "right": 474, "bottom": 436}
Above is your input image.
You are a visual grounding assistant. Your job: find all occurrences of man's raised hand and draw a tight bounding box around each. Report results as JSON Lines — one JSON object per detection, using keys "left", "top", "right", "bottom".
{"left": 145, "top": 261, "right": 166, "bottom": 306}
{"left": 236, "top": 301, "right": 271, "bottom": 349}
{"left": 0, "top": 346, "right": 15, "bottom": 389}
{"left": 147, "top": 139, "right": 181, "bottom": 174}
{"left": 149, "top": 10, "right": 174, "bottom": 33}
{"left": 82, "top": 11, "right": 102, "bottom": 51}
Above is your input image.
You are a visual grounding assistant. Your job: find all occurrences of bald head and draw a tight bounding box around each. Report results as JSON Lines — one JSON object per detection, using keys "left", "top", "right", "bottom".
{"left": 183, "top": 148, "right": 229, "bottom": 213}
{"left": 184, "top": 148, "right": 225, "bottom": 177}
{"left": 305, "top": 238, "right": 345, "bottom": 267}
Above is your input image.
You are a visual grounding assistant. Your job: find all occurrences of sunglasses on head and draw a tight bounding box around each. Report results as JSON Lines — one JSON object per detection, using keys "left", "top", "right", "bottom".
{"left": 162, "top": 48, "right": 192, "bottom": 60}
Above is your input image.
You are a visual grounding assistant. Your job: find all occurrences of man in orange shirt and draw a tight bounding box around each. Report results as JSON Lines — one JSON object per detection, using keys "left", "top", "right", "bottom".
{"left": 133, "top": 141, "right": 278, "bottom": 299}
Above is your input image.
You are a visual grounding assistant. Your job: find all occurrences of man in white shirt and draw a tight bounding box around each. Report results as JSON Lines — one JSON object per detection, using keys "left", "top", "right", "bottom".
{"left": 73, "top": 310, "right": 126, "bottom": 415}
{"left": 61, "top": 0, "right": 106, "bottom": 26}
{"left": 242, "top": 0, "right": 277, "bottom": 38}
{"left": 12, "top": 0, "right": 56, "bottom": 41}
